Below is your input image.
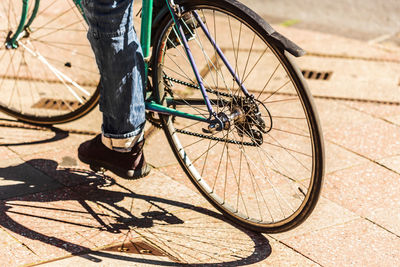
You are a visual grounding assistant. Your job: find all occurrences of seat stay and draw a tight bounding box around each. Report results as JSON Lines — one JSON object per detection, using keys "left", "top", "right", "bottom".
{"left": 192, "top": 10, "right": 252, "bottom": 98}
{"left": 6, "top": 0, "right": 29, "bottom": 48}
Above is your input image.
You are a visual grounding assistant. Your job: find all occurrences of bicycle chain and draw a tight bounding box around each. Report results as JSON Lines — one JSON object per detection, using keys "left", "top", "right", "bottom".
{"left": 175, "top": 128, "right": 258, "bottom": 146}
{"left": 146, "top": 75, "right": 259, "bottom": 147}
{"left": 163, "top": 75, "right": 233, "bottom": 98}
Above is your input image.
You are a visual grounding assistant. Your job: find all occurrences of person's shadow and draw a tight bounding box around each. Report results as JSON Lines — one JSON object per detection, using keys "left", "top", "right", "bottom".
{"left": 0, "top": 158, "right": 272, "bottom": 266}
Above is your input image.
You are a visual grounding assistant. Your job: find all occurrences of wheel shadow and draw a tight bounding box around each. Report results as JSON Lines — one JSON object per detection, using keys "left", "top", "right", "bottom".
{"left": 0, "top": 119, "right": 70, "bottom": 147}
{"left": 0, "top": 159, "right": 272, "bottom": 266}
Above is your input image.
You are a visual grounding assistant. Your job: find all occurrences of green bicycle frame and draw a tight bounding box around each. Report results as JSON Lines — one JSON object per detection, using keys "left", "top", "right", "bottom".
{"left": 7, "top": 0, "right": 207, "bottom": 122}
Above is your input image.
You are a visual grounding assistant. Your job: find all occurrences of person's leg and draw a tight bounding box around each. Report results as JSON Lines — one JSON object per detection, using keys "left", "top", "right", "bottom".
{"left": 83, "top": 0, "right": 145, "bottom": 152}
{"left": 78, "top": 0, "right": 150, "bottom": 179}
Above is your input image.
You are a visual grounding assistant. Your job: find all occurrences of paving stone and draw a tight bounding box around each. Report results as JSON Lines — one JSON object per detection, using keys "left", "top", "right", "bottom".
{"left": 0, "top": 146, "right": 19, "bottom": 161}
{"left": 275, "top": 25, "right": 400, "bottom": 62}
{"left": 0, "top": 227, "right": 41, "bottom": 267}
{"left": 281, "top": 219, "right": 400, "bottom": 267}
{"left": 0, "top": 157, "right": 62, "bottom": 200}
{"left": 386, "top": 114, "right": 400, "bottom": 127}
{"left": 324, "top": 141, "right": 369, "bottom": 174}
{"left": 296, "top": 58, "right": 400, "bottom": 102}
{"left": 134, "top": 205, "right": 272, "bottom": 265}
{"left": 39, "top": 249, "right": 178, "bottom": 267}
{"left": 38, "top": 236, "right": 178, "bottom": 266}
{"left": 314, "top": 99, "right": 355, "bottom": 136}
{"left": 3, "top": 128, "right": 88, "bottom": 157}
{"left": 270, "top": 197, "right": 359, "bottom": 240}
{"left": 0, "top": 187, "right": 131, "bottom": 265}
{"left": 143, "top": 128, "right": 177, "bottom": 168}
{"left": 21, "top": 147, "right": 101, "bottom": 187}
{"left": 343, "top": 101, "right": 400, "bottom": 120}
{"left": 57, "top": 106, "right": 102, "bottom": 135}
{"left": 72, "top": 171, "right": 213, "bottom": 227}
{"left": 71, "top": 171, "right": 276, "bottom": 265}
{"left": 1, "top": 13, "right": 400, "bottom": 266}
{"left": 158, "top": 163, "right": 199, "bottom": 194}
{"left": 316, "top": 99, "right": 400, "bottom": 160}
{"left": 324, "top": 162, "right": 400, "bottom": 236}
{"left": 63, "top": 172, "right": 287, "bottom": 265}
{"left": 257, "top": 239, "right": 318, "bottom": 267}
{"left": 0, "top": 127, "right": 56, "bottom": 155}
{"left": 378, "top": 155, "right": 400, "bottom": 174}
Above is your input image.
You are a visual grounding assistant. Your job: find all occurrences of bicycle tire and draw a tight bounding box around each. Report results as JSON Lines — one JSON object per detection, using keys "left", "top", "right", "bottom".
{"left": 152, "top": 0, "right": 324, "bottom": 233}
{"left": 0, "top": 0, "right": 100, "bottom": 125}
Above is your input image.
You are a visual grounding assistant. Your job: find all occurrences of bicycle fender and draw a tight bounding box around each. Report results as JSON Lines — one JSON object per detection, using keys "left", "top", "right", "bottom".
{"left": 151, "top": 0, "right": 305, "bottom": 57}
{"left": 269, "top": 31, "right": 306, "bottom": 57}
{"left": 230, "top": 0, "right": 306, "bottom": 57}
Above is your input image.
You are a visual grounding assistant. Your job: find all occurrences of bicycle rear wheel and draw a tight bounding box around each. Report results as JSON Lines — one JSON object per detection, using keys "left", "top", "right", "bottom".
{"left": 0, "top": 0, "right": 99, "bottom": 124}
{"left": 152, "top": 0, "right": 324, "bottom": 233}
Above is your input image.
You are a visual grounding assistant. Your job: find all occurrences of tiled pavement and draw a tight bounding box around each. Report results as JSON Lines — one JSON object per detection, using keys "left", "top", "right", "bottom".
{"left": 1, "top": 20, "right": 400, "bottom": 267}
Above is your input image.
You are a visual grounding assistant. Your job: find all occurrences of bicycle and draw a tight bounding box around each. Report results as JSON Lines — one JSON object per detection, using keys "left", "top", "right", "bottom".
{"left": 0, "top": 0, "right": 324, "bottom": 233}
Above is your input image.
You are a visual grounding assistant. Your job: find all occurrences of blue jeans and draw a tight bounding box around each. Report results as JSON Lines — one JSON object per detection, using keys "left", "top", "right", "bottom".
{"left": 82, "top": 0, "right": 145, "bottom": 152}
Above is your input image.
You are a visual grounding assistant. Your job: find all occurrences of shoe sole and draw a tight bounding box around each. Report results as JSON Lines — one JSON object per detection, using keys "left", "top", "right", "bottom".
{"left": 78, "top": 153, "right": 151, "bottom": 180}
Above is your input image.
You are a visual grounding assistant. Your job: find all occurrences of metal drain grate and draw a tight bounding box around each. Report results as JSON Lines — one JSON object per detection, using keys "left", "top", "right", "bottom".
{"left": 302, "top": 70, "right": 333, "bottom": 81}
{"left": 104, "top": 240, "right": 168, "bottom": 257}
{"left": 31, "top": 98, "right": 82, "bottom": 110}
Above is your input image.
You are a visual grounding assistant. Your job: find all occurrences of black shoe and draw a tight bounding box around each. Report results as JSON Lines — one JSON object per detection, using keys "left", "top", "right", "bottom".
{"left": 78, "top": 135, "right": 151, "bottom": 179}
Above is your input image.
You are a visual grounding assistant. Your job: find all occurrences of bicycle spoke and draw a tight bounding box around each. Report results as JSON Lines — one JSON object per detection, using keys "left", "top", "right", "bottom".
{"left": 34, "top": 20, "right": 84, "bottom": 41}
{"left": 154, "top": 5, "right": 322, "bottom": 230}
{"left": 257, "top": 63, "right": 280, "bottom": 100}
{"left": 0, "top": 0, "right": 99, "bottom": 123}
{"left": 267, "top": 132, "right": 312, "bottom": 171}
{"left": 242, "top": 47, "right": 269, "bottom": 84}
{"left": 271, "top": 115, "right": 307, "bottom": 120}
{"left": 31, "top": 40, "right": 90, "bottom": 47}
{"left": 272, "top": 127, "right": 311, "bottom": 139}
{"left": 189, "top": 20, "right": 220, "bottom": 95}
{"left": 0, "top": 49, "right": 17, "bottom": 96}
{"left": 200, "top": 138, "right": 213, "bottom": 177}
{"left": 34, "top": 6, "right": 77, "bottom": 32}
{"left": 34, "top": 0, "right": 59, "bottom": 19}
{"left": 235, "top": 128, "right": 295, "bottom": 215}
{"left": 10, "top": 1, "right": 19, "bottom": 27}
{"left": 182, "top": 129, "right": 222, "bottom": 150}
{"left": 235, "top": 137, "right": 284, "bottom": 220}
{"left": 182, "top": 18, "right": 232, "bottom": 97}
{"left": 31, "top": 39, "right": 94, "bottom": 59}
{"left": 225, "top": 139, "right": 253, "bottom": 218}
{"left": 262, "top": 80, "right": 291, "bottom": 102}
{"left": 264, "top": 97, "right": 299, "bottom": 104}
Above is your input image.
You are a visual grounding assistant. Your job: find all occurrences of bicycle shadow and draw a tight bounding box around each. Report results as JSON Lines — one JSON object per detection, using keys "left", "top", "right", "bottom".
{"left": 0, "top": 159, "right": 272, "bottom": 266}
{"left": 0, "top": 119, "right": 70, "bottom": 147}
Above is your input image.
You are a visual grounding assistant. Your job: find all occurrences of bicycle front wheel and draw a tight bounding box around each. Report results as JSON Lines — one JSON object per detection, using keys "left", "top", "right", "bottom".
{"left": 152, "top": 0, "right": 324, "bottom": 233}
{"left": 0, "top": 0, "right": 99, "bottom": 124}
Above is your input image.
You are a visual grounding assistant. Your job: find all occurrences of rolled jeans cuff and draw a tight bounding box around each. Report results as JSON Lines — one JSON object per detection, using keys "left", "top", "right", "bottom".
{"left": 101, "top": 129, "right": 144, "bottom": 153}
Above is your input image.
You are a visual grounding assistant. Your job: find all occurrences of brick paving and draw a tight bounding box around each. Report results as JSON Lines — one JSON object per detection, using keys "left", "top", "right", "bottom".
{"left": 1, "top": 17, "right": 400, "bottom": 267}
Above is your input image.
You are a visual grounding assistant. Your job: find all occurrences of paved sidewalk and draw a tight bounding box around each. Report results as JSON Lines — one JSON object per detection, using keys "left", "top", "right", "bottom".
{"left": 1, "top": 16, "right": 400, "bottom": 267}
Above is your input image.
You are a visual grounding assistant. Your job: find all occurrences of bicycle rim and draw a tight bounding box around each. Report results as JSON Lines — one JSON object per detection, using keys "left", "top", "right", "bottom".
{"left": 0, "top": 0, "right": 99, "bottom": 124}
{"left": 153, "top": 0, "right": 324, "bottom": 233}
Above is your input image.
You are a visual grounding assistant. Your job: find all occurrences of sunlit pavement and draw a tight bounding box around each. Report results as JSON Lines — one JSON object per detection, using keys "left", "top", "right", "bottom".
{"left": 1, "top": 10, "right": 400, "bottom": 267}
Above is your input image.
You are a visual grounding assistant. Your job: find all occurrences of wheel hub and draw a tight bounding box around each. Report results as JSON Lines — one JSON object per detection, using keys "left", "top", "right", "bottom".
{"left": 4, "top": 28, "right": 30, "bottom": 49}
{"left": 233, "top": 97, "right": 273, "bottom": 146}
{"left": 4, "top": 31, "right": 14, "bottom": 49}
